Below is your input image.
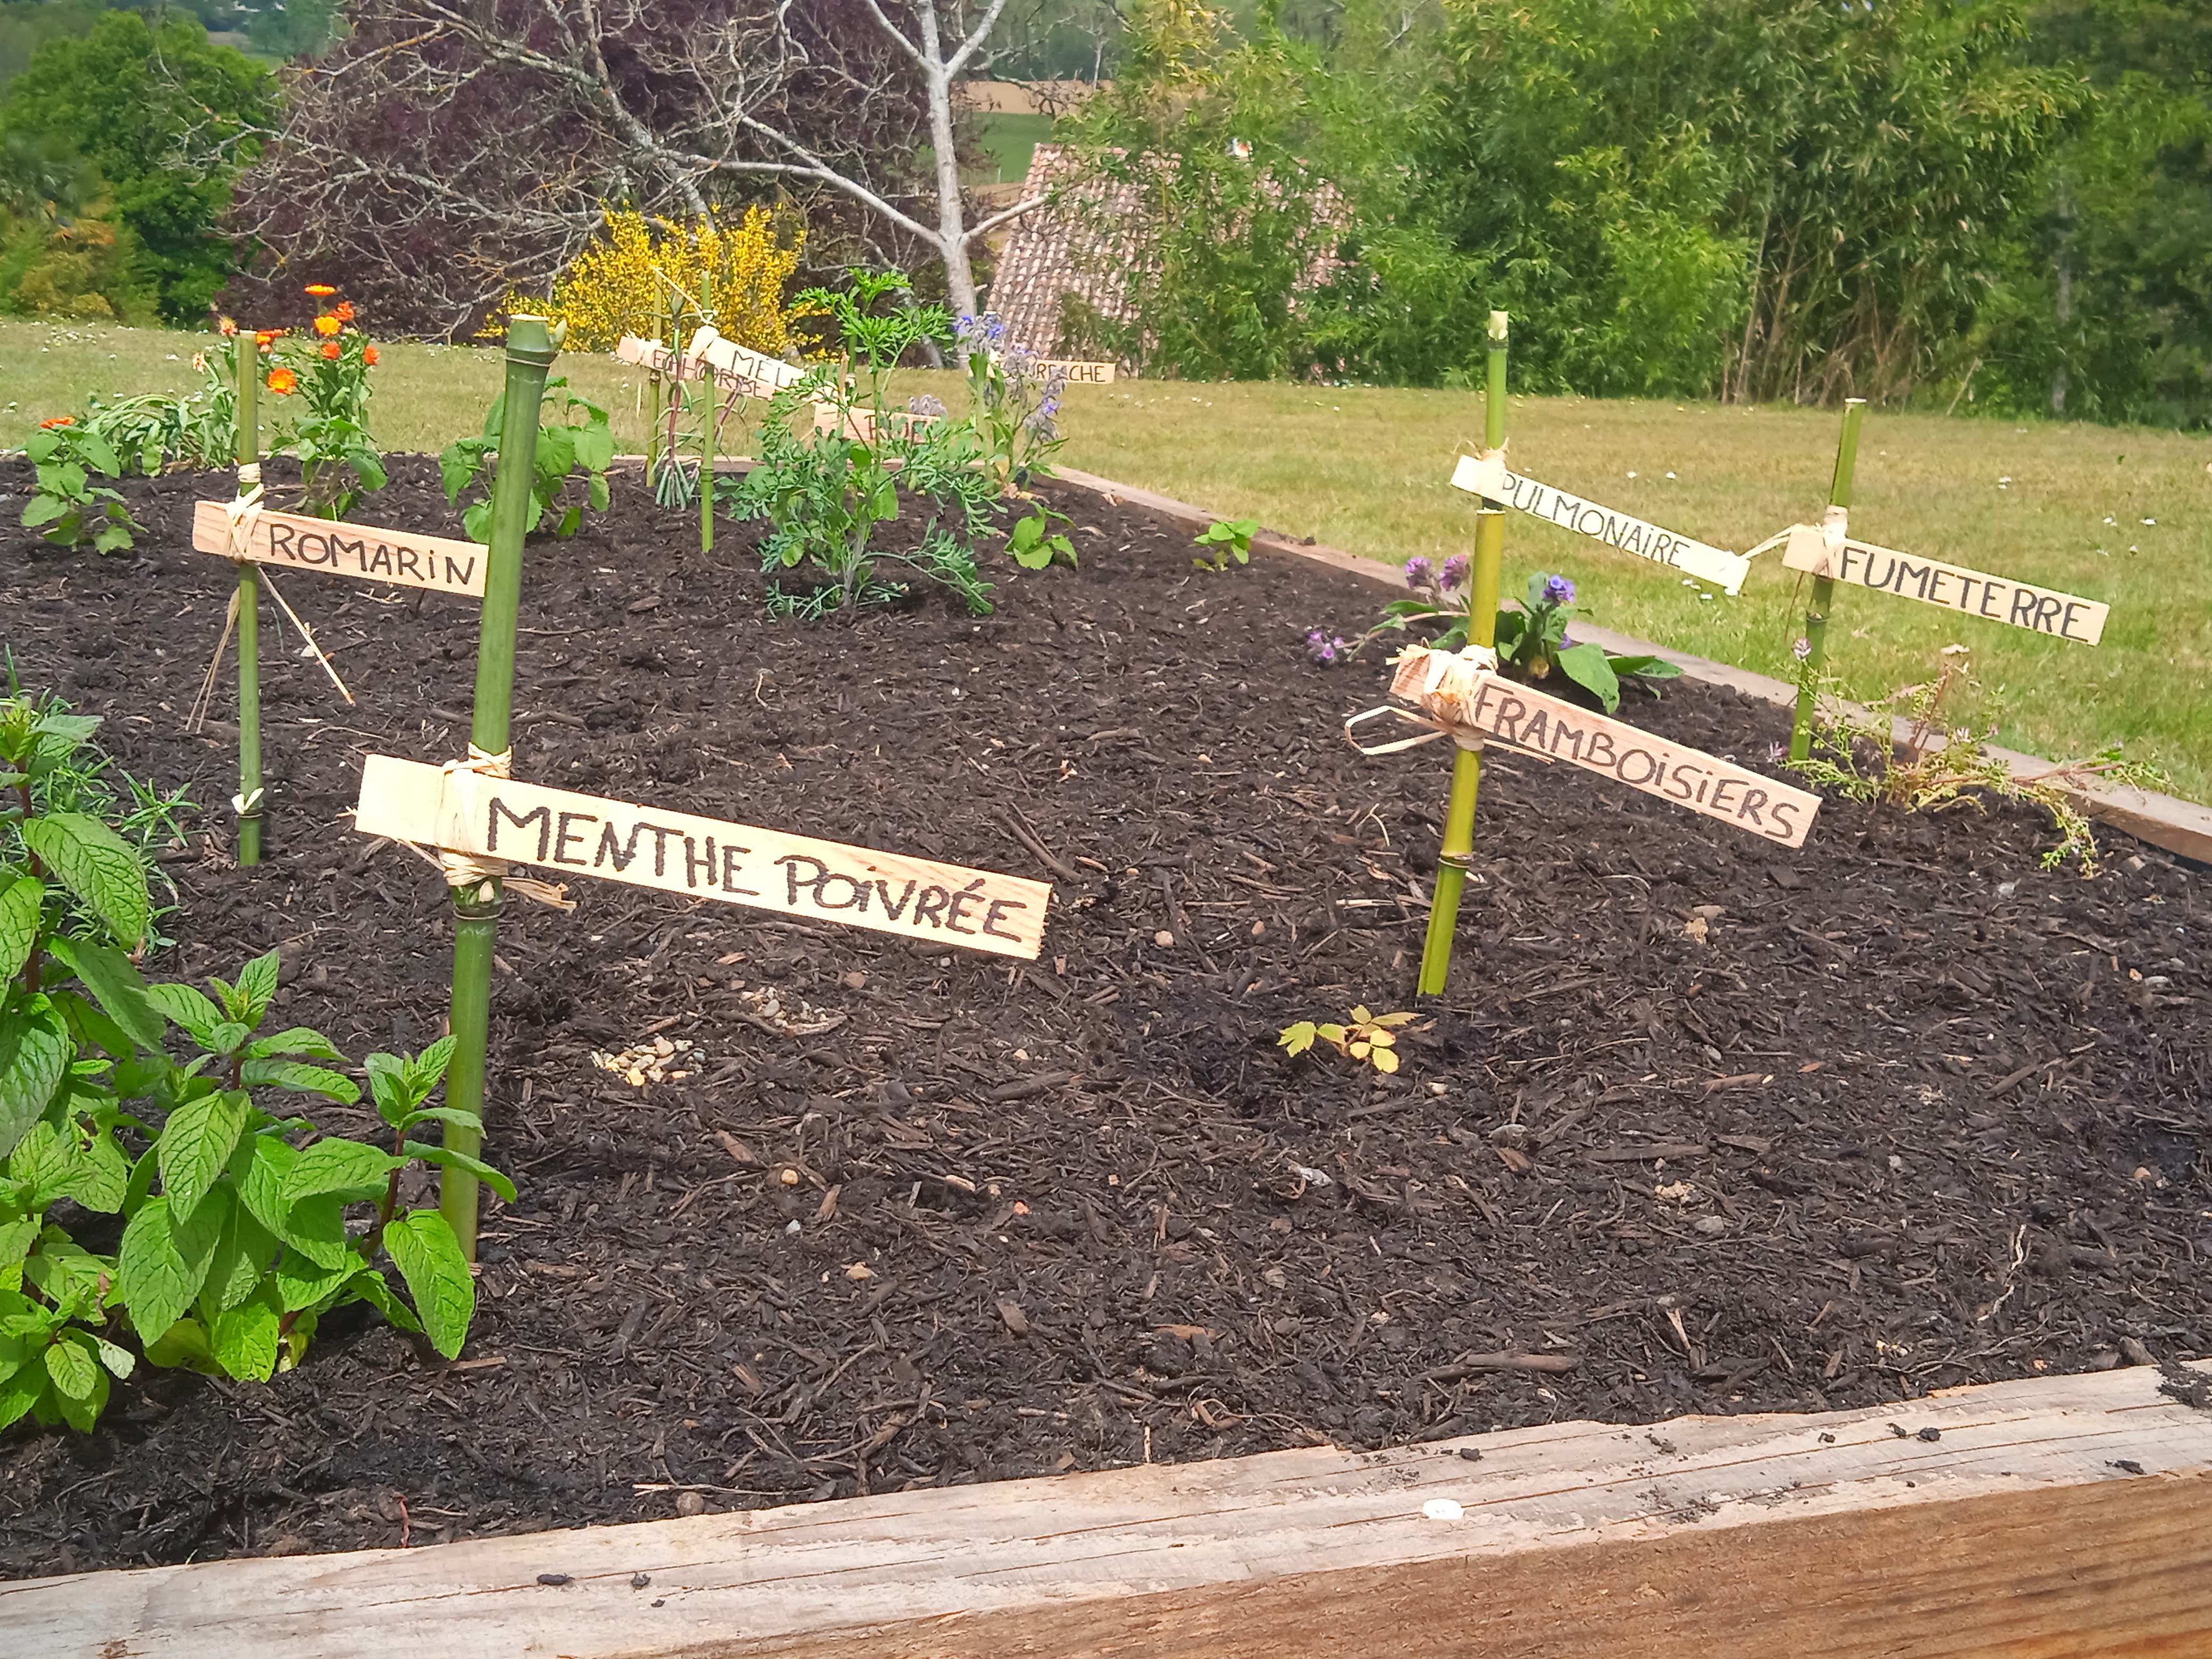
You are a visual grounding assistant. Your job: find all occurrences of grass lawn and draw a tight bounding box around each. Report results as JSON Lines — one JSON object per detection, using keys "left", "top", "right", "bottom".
{"left": 5, "top": 316, "right": 2207, "bottom": 801}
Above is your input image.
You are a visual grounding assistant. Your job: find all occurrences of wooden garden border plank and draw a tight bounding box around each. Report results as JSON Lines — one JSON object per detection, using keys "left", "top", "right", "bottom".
{"left": 1047, "top": 466, "right": 2212, "bottom": 866}
{"left": 9, "top": 1363, "right": 2208, "bottom": 1657}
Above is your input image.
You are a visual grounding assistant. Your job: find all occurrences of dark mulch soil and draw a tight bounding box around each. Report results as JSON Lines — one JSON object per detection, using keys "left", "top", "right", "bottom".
{"left": 0, "top": 457, "right": 2205, "bottom": 1578}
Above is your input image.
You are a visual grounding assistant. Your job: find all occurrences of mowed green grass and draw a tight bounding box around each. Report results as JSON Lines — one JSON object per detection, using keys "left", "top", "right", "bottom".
{"left": 5, "top": 317, "right": 2207, "bottom": 800}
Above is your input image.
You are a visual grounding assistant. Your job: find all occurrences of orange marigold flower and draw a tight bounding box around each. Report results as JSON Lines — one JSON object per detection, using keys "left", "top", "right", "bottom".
{"left": 321, "top": 341, "right": 341, "bottom": 360}
{"left": 305, "top": 284, "right": 337, "bottom": 296}
{"left": 255, "top": 329, "right": 282, "bottom": 348}
{"left": 266, "top": 367, "right": 298, "bottom": 395}
{"left": 333, "top": 301, "right": 356, "bottom": 322}
{"left": 363, "top": 345, "right": 380, "bottom": 366}
{"left": 313, "top": 314, "right": 342, "bottom": 337}
{"left": 39, "top": 416, "right": 76, "bottom": 429}
{"left": 218, "top": 316, "right": 239, "bottom": 336}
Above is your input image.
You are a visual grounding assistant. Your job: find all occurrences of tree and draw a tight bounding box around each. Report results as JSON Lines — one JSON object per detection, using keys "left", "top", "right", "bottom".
{"left": 231, "top": 0, "right": 1038, "bottom": 338}
{"left": 0, "top": 10, "right": 272, "bottom": 321}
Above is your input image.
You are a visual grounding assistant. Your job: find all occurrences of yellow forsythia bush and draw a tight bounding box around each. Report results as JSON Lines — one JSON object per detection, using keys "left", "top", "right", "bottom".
{"left": 491, "top": 206, "right": 807, "bottom": 352}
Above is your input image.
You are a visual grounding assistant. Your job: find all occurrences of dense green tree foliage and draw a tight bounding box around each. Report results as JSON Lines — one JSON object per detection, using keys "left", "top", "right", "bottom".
{"left": 0, "top": 9, "right": 270, "bottom": 322}
{"left": 1061, "top": 0, "right": 2212, "bottom": 423}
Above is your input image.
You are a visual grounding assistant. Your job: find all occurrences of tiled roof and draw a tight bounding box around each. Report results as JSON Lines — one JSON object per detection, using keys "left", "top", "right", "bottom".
{"left": 985, "top": 144, "right": 1350, "bottom": 364}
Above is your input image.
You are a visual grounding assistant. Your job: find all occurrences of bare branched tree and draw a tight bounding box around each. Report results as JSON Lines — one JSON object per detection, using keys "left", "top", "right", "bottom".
{"left": 231, "top": 0, "right": 1041, "bottom": 336}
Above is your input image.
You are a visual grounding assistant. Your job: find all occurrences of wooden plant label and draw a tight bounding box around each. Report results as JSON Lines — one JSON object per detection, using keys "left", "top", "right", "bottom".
{"left": 1393, "top": 654, "right": 1820, "bottom": 847}
{"left": 1035, "top": 358, "right": 1116, "bottom": 384}
{"left": 614, "top": 332, "right": 808, "bottom": 399}
{"left": 1781, "top": 526, "right": 2107, "bottom": 646}
{"left": 1452, "top": 454, "right": 1750, "bottom": 596}
{"left": 191, "top": 501, "right": 487, "bottom": 598}
{"left": 354, "top": 756, "right": 1053, "bottom": 960}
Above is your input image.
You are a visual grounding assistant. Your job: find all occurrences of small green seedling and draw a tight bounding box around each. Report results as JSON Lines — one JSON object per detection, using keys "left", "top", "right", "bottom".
{"left": 1007, "top": 508, "right": 1077, "bottom": 570}
{"left": 1278, "top": 1006, "right": 1418, "bottom": 1074}
{"left": 1194, "top": 517, "right": 1258, "bottom": 572}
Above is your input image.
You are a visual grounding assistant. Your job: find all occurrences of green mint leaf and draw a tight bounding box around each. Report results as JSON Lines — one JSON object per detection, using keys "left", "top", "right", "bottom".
{"left": 146, "top": 983, "right": 227, "bottom": 1050}
{"left": 157, "top": 1092, "right": 250, "bottom": 1218}
{"left": 234, "top": 950, "right": 281, "bottom": 1027}
{"left": 210, "top": 1292, "right": 281, "bottom": 1382}
{"left": 239, "top": 1060, "right": 360, "bottom": 1105}
{"left": 19, "top": 813, "right": 150, "bottom": 949}
{"left": 0, "top": 877, "right": 44, "bottom": 984}
{"left": 404, "top": 1142, "right": 518, "bottom": 1203}
{"left": 284, "top": 1137, "right": 400, "bottom": 1205}
{"left": 0, "top": 1001, "right": 70, "bottom": 1160}
{"left": 383, "top": 1209, "right": 475, "bottom": 1358}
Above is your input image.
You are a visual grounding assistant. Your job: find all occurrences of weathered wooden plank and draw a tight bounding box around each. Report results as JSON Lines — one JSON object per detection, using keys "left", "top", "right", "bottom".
{"left": 352, "top": 755, "right": 1052, "bottom": 959}
{"left": 8, "top": 1363, "right": 2206, "bottom": 1658}
{"left": 1452, "top": 453, "right": 1751, "bottom": 594}
{"left": 1782, "top": 525, "right": 2108, "bottom": 645}
{"left": 189, "top": 501, "right": 487, "bottom": 598}
{"left": 1390, "top": 649, "right": 1822, "bottom": 847}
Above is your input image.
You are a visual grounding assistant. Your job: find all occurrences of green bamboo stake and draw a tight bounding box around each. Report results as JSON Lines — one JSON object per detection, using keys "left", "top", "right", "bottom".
{"left": 700, "top": 272, "right": 716, "bottom": 555}
{"left": 1416, "top": 310, "right": 1511, "bottom": 996}
{"left": 1788, "top": 398, "right": 1867, "bottom": 762}
{"left": 441, "top": 314, "right": 560, "bottom": 1262}
{"left": 234, "top": 333, "right": 264, "bottom": 868}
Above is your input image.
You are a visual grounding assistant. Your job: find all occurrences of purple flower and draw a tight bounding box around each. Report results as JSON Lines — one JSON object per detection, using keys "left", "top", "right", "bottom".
{"left": 1404, "top": 556, "right": 1435, "bottom": 590}
{"left": 906, "top": 394, "right": 947, "bottom": 418}
{"left": 1439, "top": 554, "right": 1469, "bottom": 590}
{"left": 1792, "top": 636, "right": 1813, "bottom": 662}
{"left": 1543, "top": 574, "right": 1576, "bottom": 606}
{"left": 954, "top": 312, "right": 1008, "bottom": 350}
{"left": 1306, "top": 629, "right": 1350, "bottom": 666}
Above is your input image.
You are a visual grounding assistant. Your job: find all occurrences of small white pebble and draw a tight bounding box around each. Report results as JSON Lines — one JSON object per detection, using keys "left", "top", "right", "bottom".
{"left": 1422, "top": 1499, "right": 1465, "bottom": 1521}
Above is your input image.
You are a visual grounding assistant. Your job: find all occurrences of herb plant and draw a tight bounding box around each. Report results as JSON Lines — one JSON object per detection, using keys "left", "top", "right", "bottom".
{"left": 441, "top": 373, "right": 614, "bottom": 540}
{"left": 1194, "top": 517, "right": 1258, "bottom": 572}
{"left": 20, "top": 417, "right": 140, "bottom": 554}
{"left": 1278, "top": 1007, "right": 1418, "bottom": 1074}
{"left": 1365, "top": 564, "right": 1680, "bottom": 713}
{"left": 0, "top": 697, "right": 506, "bottom": 1432}
{"left": 733, "top": 268, "right": 999, "bottom": 618}
{"left": 955, "top": 312, "right": 1070, "bottom": 492}
{"left": 1787, "top": 650, "right": 2167, "bottom": 875}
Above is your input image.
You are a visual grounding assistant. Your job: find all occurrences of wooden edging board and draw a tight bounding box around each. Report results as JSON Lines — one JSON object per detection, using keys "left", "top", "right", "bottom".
{"left": 189, "top": 501, "right": 488, "bottom": 598}
{"left": 353, "top": 755, "right": 1051, "bottom": 960}
{"left": 11, "top": 1361, "right": 2209, "bottom": 1658}
{"left": 1044, "top": 465, "right": 2212, "bottom": 867}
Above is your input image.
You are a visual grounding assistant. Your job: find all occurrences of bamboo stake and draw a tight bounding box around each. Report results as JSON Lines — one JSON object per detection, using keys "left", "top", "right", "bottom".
{"left": 440, "top": 315, "right": 559, "bottom": 1262}
{"left": 700, "top": 271, "right": 716, "bottom": 555}
{"left": 1416, "top": 311, "right": 1510, "bottom": 997}
{"left": 235, "top": 335, "right": 264, "bottom": 868}
{"left": 1788, "top": 398, "right": 1867, "bottom": 762}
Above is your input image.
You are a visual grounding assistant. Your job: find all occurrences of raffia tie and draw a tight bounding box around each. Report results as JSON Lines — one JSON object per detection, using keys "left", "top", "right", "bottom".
{"left": 225, "top": 471, "right": 265, "bottom": 560}
{"left": 1343, "top": 642, "right": 1499, "bottom": 757}
{"left": 431, "top": 745, "right": 575, "bottom": 910}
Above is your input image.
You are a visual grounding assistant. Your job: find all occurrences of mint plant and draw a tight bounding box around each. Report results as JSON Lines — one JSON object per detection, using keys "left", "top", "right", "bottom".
{"left": 0, "top": 694, "right": 507, "bottom": 1432}
{"left": 20, "top": 417, "right": 140, "bottom": 554}
{"left": 441, "top": 374, "right": 614, "bottom": 540}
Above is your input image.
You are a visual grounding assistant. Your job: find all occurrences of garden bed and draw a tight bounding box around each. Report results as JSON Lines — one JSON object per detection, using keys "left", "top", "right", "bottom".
{"left": 0, "top": 457, "right": 2205, "bottom": 1578}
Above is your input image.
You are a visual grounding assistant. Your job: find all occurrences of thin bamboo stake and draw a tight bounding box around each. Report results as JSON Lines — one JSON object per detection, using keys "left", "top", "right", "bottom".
{"left": 1416, "top": 311, "right": 1510, "bottom": 997}
{"left": 1788, "top": 399, "right": 1866, "bottom": 762}
{"left": 440, "top": 315, "right": 559, "bottom": 1262}
{"left": 700, "top": 270, "right": 716, "bottom": 555}
{"left": 235, "top": 336, "right": 264, "bottom": 867}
